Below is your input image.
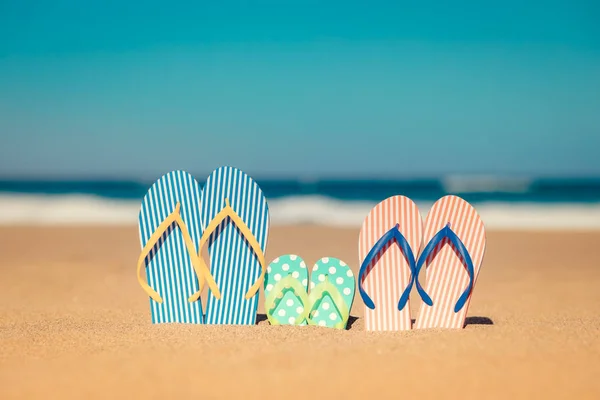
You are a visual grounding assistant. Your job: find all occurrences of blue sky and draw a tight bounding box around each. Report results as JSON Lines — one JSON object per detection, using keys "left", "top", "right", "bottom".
{"left": 1, "top": 1, "right": 599, "bottom": 178}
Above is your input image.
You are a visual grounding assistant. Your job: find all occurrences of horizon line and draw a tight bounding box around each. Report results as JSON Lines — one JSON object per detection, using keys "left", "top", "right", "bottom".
{"left": 1, "top": 174, "right": 600, "bottom": 183}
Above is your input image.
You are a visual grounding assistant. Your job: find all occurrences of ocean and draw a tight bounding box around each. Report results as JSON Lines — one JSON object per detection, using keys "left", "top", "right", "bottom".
{"left": 1, "top": 176, "right": 600, "bottom": 229}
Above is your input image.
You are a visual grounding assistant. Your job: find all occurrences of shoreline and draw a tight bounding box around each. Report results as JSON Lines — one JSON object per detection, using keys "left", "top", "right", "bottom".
{"left": 2, "top": 194, "right": 600, "bottom": 230}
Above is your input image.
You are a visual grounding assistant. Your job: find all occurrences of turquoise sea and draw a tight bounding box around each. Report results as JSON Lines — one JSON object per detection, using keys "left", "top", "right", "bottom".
{"left": 1, "top": 176, "right": 599, "bottom": 204}
{"left": 2, "top": 176, "right": 600, "bottom": 228}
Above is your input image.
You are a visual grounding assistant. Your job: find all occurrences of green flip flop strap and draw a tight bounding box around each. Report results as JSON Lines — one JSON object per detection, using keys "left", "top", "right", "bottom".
{"left": 307, "top": 276, "right": 350, "bottom": 329}
{"left": 265, "top": 275, "right": 310, "bottom": 325}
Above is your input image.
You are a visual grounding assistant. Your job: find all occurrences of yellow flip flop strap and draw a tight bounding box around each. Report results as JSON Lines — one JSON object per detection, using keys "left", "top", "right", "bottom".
{"left": 137, "top": 203, "right": 209, "bottom": 304}
{"left": 307, "top": 276, "right": 350, "bottom": 329}
{"left": 188, "top": 198, "right": 266, "bottom": 303}
{"left": 265, "top": 275, "right": 310, "bottom": 325}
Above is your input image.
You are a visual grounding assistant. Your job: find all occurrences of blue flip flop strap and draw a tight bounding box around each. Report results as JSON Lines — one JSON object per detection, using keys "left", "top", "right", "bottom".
{"left": 415, "top": 224, "right": 475, "bottom": 313}
{"left": 358, "top": 224, "right": 417, "bottom": 311}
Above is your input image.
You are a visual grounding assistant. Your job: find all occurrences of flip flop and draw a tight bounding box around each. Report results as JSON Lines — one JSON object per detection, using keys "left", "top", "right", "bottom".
{"left": 414, "top": 195, "right": 486, "bottom": 329}
{"left": 358, "top": 196, "right": 425, "bottom": 331}
{"left": 307, "top": 257, "right": 355, "bottom": 329}
{"left": 137, "top": 170, "right": 217, "bottom": 324}
{"left": 198, "top": 166, "right": 270, "bottom": 325}
{"left": 264, "top": 254, "right": 310, "bottom": 325}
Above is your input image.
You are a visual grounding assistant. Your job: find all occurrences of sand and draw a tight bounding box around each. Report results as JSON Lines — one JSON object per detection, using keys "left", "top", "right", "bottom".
{"left": 0, "top": 226, "right": 599, "bottom": 399}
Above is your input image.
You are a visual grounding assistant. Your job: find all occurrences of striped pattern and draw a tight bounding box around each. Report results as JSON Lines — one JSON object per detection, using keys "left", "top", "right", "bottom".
{"left": 358, "top": 196, "right": 423, "bottom": 331}
{"left": 138, "top": 171, "right": 204, "bottom": 324}
{"left": 414, "top": 195, "right": 486, "bottom": 329}
{"left": 201, "top": 166, "right": 270, "bottom": 325}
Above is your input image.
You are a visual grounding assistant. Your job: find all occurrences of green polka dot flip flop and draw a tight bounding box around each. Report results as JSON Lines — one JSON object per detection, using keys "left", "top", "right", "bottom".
{"left": 264, "top": 254, "right": 310, "bottom": 325}
{"left": 307, "top": 257, "right": 356, "bottom": 329}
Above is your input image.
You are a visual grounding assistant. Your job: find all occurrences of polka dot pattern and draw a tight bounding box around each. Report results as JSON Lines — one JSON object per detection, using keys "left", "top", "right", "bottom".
{"left": 308, "top": 257, "right": 355, "bottom": 329}
{"left": 264, "top": 254, "right": 309, "bottom": 326}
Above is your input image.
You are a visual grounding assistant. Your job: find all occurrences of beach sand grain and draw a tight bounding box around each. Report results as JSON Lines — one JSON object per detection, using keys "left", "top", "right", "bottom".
{"left": 0, "top": 227, "right": 599, "bottom": 399}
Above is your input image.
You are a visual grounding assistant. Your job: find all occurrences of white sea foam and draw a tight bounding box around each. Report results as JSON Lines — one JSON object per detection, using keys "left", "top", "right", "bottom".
{"left": 441, "top": 175, "right": 533, "bottom": 194}
{"left": 1, "top": 194, "right": 600, "bottom": 230}
{"left": 0, "top": 195, "right": 139, "bottom": 226}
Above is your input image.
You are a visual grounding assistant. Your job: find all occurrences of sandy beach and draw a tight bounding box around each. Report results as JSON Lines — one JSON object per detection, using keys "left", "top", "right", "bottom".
{"left": 1, "top": 226, "right": 599, "bottom": 399}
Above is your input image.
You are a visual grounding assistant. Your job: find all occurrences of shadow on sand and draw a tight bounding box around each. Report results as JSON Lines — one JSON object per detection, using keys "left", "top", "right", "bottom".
{"left": 256, "top": 314, "right": 493, "bottom": 328}
{"left": 464, "top": 316, "right": 494, "bottom": 326}
{"left": 256, "top": 313, "right": 360, "bottom": 329}
{"left": 409, "top": 316, "right": 494, "bottom": 327}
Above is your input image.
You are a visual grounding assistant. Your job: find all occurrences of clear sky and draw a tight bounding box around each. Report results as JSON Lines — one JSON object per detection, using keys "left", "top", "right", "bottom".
{"left": 1, "top": 1, "right": 599, "bottom": 179}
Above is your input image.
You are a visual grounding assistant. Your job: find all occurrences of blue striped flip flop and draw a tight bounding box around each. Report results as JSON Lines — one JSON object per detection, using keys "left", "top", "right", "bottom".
{"left": 137, "top": 170, "right": 216, "bottom": 324}
{"left": 264, "top": 254, "right": 310, "bottom": 325}
{"left": 307, "top": 257, "right": 356, "bottom": 329}
{"left": 200, "top": 166, "right": 270, "bottom": 325}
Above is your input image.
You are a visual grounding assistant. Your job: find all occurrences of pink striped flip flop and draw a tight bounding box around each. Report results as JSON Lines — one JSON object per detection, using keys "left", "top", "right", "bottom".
{"left": 414, "top": 195, "right": 486, "bottom": 329}
{"left": 358, "top": 196, "right": 425, "bottom": 331}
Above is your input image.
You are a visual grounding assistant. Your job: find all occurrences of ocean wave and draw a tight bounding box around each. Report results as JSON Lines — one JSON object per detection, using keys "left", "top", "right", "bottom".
{"left": 1, "top": 194, "right": 600, "bottom": 230}
{"left": 441, "top": 175, "right": 533, "bottom": 194}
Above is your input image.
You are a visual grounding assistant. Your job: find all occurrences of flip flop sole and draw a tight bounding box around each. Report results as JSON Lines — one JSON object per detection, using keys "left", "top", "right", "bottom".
{"left": 201, "top": 166, "right": 270, "bottom": 325}
{"left": 309, "top": 257, "right": 355, "bottom": 328}
{"left": 138, "top": 171, "right": 204, "bottom": 324}
{"left": 358, "top": 196, "right": 423, "bottom": 331}
{"left": 414, "top": 195, "right": 486, "bottom": 329}
{"left": 264, "top": 254, "right": 309, "bottom": 325}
